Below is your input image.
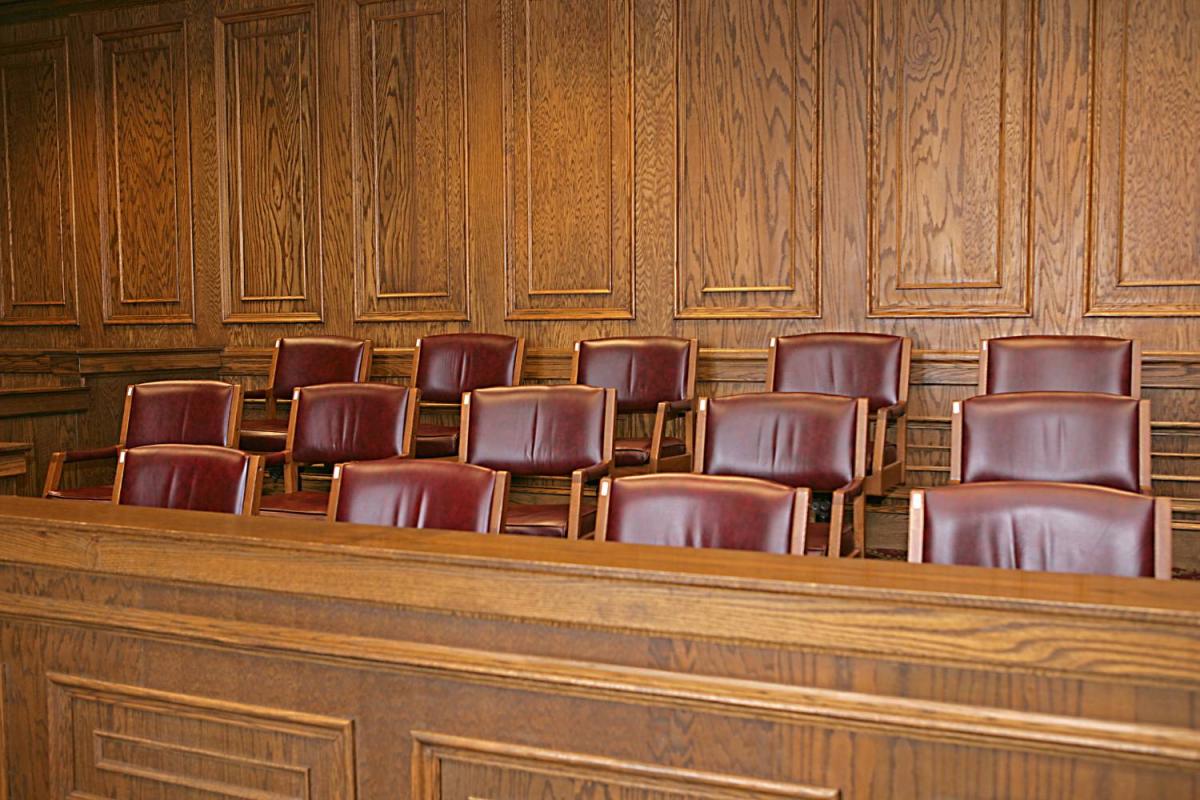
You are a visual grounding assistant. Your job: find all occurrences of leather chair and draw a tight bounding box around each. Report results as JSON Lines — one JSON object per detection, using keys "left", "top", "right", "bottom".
{"left": 909, "top": 482, "right": 1171, "bottom": 578}
{"left": 951, "top": 392, "right": 1151, "bottom": 493}
{"left": 410, "top": 333, "right": 524, "bottom": 459}
{"left": 240, "top": 336, "right": 373, "bottom": 453}
{"left": 328, "top": 459, "right": 508, "bottom": 533}
{"left": 461, "top": 385, "right": 615, "bottom": 539}
{"left": 767, "top": 333, "right": 910, "bottom": 495}
{"left": 595, "top": 473, "right": 809, "bottom": 554}
{"left": 113, "top": 444, "right": 263, "bottom": 516}
{"left": 694, "top": 392, "right": 868, "bottom": 557}
{"left": 258, "top": 383, "right": 418, "bottom": 517}
{"left": 980, "top": 335, "right": 1140, "bottom": 397}
{"left": 571, "top": 337, "right": 697, "bottom": 475}
{"left": 44, "top": 380, "right": 243, "bottom": 502}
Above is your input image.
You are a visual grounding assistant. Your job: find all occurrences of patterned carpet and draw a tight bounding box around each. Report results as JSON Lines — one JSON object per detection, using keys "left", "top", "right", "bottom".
{"left": 866, "top": 548, "right": 1199, "bottom": 580}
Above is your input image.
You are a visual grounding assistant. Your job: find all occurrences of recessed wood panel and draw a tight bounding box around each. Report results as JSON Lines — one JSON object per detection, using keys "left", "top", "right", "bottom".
{"left": 216, "top": 6, "right": 322, "bottom": 323}
{"left": 96, "top": 21, "right": 194, "bottom": 325}
{"left": 352, "top": 0, "right": 468, "bottom": 322}
{"left": 0, "top": 37, "right": 77, "bottom": 326}
{"left": 674, "top": 0, "right": 822, "bottom": 320}
{"left": 502, "top": 0, "right": 634, "bottom": 320}
{"left": 1086, "top": 0, "right": 1200, "bottom": 316}
{"left": 868, "top": 0, "right": 1035, "bottom": 317}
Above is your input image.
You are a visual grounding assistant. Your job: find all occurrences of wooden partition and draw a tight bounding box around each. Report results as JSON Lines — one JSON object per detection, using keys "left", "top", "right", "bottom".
{"left": 0, "top": 495, "right": 1196, "bottom": 796}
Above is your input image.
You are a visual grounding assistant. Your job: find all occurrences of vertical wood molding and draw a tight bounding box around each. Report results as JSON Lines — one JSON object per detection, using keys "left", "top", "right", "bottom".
{"left": 215, "top": 4, "right": 323, "bottom": 324}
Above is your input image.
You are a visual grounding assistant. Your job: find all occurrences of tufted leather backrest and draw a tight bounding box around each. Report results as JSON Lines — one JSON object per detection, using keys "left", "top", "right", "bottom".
{"left": 115, "top": 444, "right": 260, "bottom": 515}
{"left": 331, "top": 459, "right": 503, "bottom": 532}
{"left": 272, "top": 337, "right": 372, "bottom": 399}
{"left": 124, "top": 381, "right": 240, "bottom": 448}
{"left": 575, "top": 337, "right": 693, "bottom": 412}
{"left": 769, "top": 333, "right": 905, "bottom": 411}
{"left": 983, "top": 335, "right": 1136, "bottom": 396}
{"left": 698, "top": 392, "right": 863, "bottom": 491}
{"left": 956, "top": 392, "right": 1144, "bottom": 492}
{"left": 599, "top": 474, "right": 805, "bottom": 553}
{"left": 414, "top": 334, "right": 522, "bottom": 403}
{"left": 464, "top": 385, "right": 611, "bottom": 476}
{"left": 912, "top": 482, "right": 1164, "bottom": 578}
{"left": 290, "top": 383, "right": 414, "bottom": 464}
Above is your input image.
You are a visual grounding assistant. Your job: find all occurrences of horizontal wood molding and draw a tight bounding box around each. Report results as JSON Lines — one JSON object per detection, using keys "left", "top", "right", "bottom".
{"left": 0, "top": 387, "right": 89, "bottom": 418}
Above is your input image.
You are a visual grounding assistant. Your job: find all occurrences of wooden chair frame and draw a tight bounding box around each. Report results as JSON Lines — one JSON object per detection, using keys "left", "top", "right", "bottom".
{"left": 326, "top": 462, "right": 510, "bottom": 533}
{"left": 112, "top": 447, "right": 264, "bottom": 516}
{"left": 595, "top": 476, "right": 811, "bottom": 555}
{"left": 908, "top": 487, "right": 1172, "bottom": 579}
{"left": 253, "top": 338, "right": 375, "bottom": 424}
{"left": 977, "top": 338, "right": 1142, "bottom": 399}
{"left": 693, "top": 395, "right": 869, "bottom": 558}
{"left": 949, "top": 397, "right": 1153, "bottom": 494}
{"left": 765, "top": 335, "right": 911, "bottom": 497}
{"left": 459, "top": 387, "right": 616, "bottom": 540}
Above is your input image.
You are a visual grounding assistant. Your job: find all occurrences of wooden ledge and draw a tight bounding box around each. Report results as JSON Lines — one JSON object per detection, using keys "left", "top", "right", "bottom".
{"left": 0, "top": 386, "right": 89, "bottom": 418}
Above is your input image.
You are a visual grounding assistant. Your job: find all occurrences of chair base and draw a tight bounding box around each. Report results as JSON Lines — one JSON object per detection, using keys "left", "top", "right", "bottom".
{"left": 864, "top": 459, "right": 905, "bottom": 497}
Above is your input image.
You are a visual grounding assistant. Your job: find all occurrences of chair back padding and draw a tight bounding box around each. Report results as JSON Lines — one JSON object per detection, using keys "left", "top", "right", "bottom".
{"left": 465, "top": 385, "right": 607, "bottom": 476}
{"left": 117, "top": 445, "right": 256, "bottom": 514}
{"left": 272, "top": 336, "right": 371, "bottom": 398}
{"left": 333, "top": 460, "right": 499, "bottom": 532}
{"left": 771, "top": 333, "right": 903, "bottom": 410}
{"left": 415, "top": 333, "right": 521, "bottom": 403}
{"left": 701, "top": 392, "right": 859, "bottom": 490}
{"left": 124, "top": 381, "right": 239, "bottom": 448}
{"left": 603, "top": 474, "right": 800, "bottom": 553}
{"left": 576, "top": 337, "right": 691, "bottom": 412}
{"left": 291, "top": 384, "right": 413, "bottom": 464}
{"left": 960, "top": 392, "right": 1141, "bottom": 492}
{"left": 917, "top": 482, "right": 1159, "bottom": 577}
{"left": 984, "top": 335, "right": 1135, "bottom": 396}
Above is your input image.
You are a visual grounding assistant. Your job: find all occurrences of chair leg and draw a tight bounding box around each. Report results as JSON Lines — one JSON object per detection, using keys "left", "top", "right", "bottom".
{"left": 828, "top": 491, "right": 846, "bottom": 558}
{"left": 42, "top": 451, "right": 66, "bottom": 497}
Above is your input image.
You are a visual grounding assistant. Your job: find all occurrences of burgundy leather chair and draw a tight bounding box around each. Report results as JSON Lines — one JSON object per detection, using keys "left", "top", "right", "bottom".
{"left": 327, "top": 460, "right": 508, "bottom": 533}
{"left": 951, "top": 392, "right": 1151, "bottom": 494}
{"left": 44, "top": 380, "right": 243, "bottom": 502}
{"left": 113, "top": 444, "right": 263, "bottom": 516}
{"left": 980, "top": 335, "right": 1140, "bottom": 397}
{"left": 909, "top": 482, "right": 1171, "bottom": 579}
{"left": 410, "top": 334, "right": 525, "bottom": 459}
{"left": 767, "top": 333, "right": 910, "bottom": 495}
{"left": 461, "top": 385, "right": 615, "bottom": 539}
{"left": 595, "top": 474, "right": 809, "bottom": 554}
{"left": 694, "top": 392, "right": 868, "bottom": 557}
{"left": 571, "top": 337, "right": 697, "bottom": 475}
{"left": 240, "top": 336, "right": 373, "bottom": 453}
{"left": 257, "top": 383, "right": 418, "bottom": 517}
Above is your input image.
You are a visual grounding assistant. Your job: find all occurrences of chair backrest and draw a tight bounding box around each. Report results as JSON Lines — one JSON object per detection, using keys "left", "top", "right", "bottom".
{"left": 412, "top": 334, "right": 524, "bottom": 404}
{"left": 269, "top": 336, "right": 373, "bottom": 399}
{"left": 980, "top": 335, "right": 1140, "bottom": 397}
{"left": 767, "top": 333, "right": 909, "bottom": 411}
{"left": 695, "top": 393, "right": 867, "bottom": 491}
{"left": 909, "top": 482, "right": 1170, "bottom": 578}
{"left": 596, "top": 474, "right": 808, "bottom": 554}
{"left": 328, "top": 459, "right": 507, "bottom": 532}
{"left": 462, "top": 385, "right": 615, "bottom": 476}
{"left": 952, "top": 392, "right": 1150, "bottom": 493}
{"left": 288, "top": 383, "right": 417, "bottom": 465}
{"left": 121, "top": 381, "right": 242, "bottom": 448}
{"left": 572, "top": 337, "right": 696, "bottom": 413}
{"left": 113, "top": 445, "right": 263, "bottom": 515}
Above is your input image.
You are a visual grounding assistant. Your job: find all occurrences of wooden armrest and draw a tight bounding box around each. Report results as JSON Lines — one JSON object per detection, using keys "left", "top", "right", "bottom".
{"left": 262, "top": 450, "right": 290, "bottom": 468}
{"left": 833, "top": 478, "right": 866, "bottom": 501}
{"left": 880, "top": 401, "right": 906, "bottom": 419}
{"left": 62, "top": 445, "right": 120, "bottom": 464}
{"left": 573, "top": 461, "right": 612, "bottom": 485}
{"left": 243, "top": 388, "right": 268, "bottom": 400}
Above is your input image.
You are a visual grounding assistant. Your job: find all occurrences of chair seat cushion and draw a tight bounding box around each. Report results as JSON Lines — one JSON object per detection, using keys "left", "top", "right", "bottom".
{"left": 45, "top": 484, "right": 113, "bottom": 502}
{"left": 239, "top": 418, "right": 290, "bottom": 452}
{"left": 504, "top": 502, "right": 597, "bottom": 538}
{"left": 613, "top": 437, "right": 686, "bottom": 468}
{"left": 259, "top": 490, "right": 329, "bottom": 517}
{"left": 414, "top": 423, "right": 460, "bottom": 459}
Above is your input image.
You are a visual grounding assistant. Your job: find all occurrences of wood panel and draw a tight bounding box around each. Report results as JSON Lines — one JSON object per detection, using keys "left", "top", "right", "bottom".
{"left": 215, "top": 5, "right": 322, "bottom": 323}
{"left": 868, "top": 0, "right": 1035, "bottom": 317}
{"left": 674, "top": 0, "right": 822, "bottom": 319}
{"left": 501, "top": 0, "right": 635, "bottom": 320}
{"left": 1086, "top": 0, "right": 1200, "bottom": 316}
{"left": 95, "top": 19, "right": 194, "bottom": 324}
{"left": 0, "top": 36, "right": 77, "bottom": 326}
